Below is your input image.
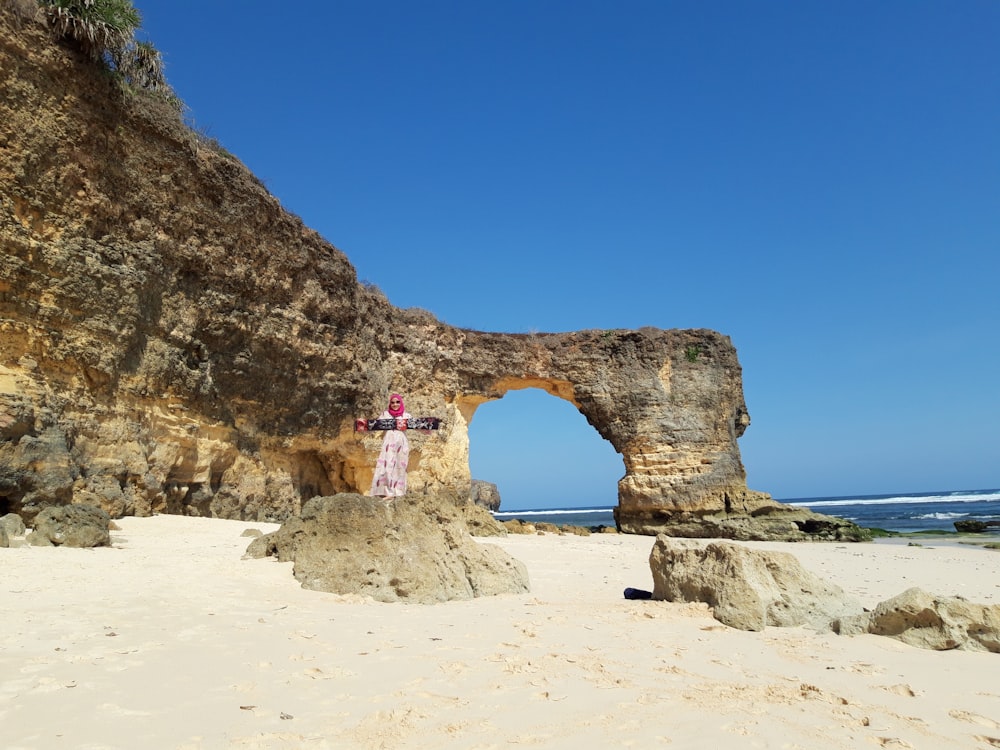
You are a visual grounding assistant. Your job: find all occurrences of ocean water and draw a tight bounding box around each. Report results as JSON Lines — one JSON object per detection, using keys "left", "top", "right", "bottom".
{"left": 493, "top": 488, "right": 1000, "bottom": 535}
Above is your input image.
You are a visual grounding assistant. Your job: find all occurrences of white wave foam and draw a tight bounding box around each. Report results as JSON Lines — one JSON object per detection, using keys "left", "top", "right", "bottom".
{"left": 787, "top": 491, "right": 1000, "bottom": 508}
{"left": 492, "top": 508, "right": 613, "bottom": 517}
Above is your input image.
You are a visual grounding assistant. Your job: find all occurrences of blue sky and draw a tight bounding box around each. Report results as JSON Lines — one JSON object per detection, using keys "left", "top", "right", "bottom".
{"left": 134, "top": 1, "right": 998, "bottom": 509}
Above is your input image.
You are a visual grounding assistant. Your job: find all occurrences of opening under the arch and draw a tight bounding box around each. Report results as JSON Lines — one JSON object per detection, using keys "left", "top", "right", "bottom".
{"left": 468, "top": 387, "right": 624, "bottom": 513}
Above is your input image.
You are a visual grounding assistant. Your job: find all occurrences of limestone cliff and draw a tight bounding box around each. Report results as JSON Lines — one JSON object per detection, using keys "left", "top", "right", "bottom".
{"left": 0, "top": 11, "right": 860, "bottom": 539}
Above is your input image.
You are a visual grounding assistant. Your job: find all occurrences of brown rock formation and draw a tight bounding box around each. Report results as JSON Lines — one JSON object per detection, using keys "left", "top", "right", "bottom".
{"left": 470, "top": 479, "right": 501, "bottom": 511}
{"left": 1, "top": 511, "right": 25, "bottom": 538}
{"left": 0, "top": 11, "right": 857, "bottom": 538}
{"left": 650, "top": 538, "right": 1000, "bottom": 652}
{"left": 836, "top": 587, "right": 1000, "bottom": 653}
{"left": 649, "top": 536, "right": 864, "bottom": 631}
{"left": 27, "top": 503, "right": 110, "bottom": 547}
{"left": 244, "top": 493, "right": 529, "bottom": 603}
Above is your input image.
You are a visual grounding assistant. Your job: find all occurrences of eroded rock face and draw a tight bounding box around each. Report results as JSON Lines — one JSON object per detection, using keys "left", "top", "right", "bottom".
{"left": 245, "top": 493, "right": 529, "bottom": 603}
{"left": 1, "top": 512, "right": 25, "bottom": 538}
{"left": 836, "top": 587, "right": 1000, "bottom": 653}
{"left": 649, "top": 539, "right": 1000, "bottom": 653}
{"left": 27, "top": 503, "right": 110, "bottom": 547}
{"left": 470, "top": 479, "right": 501, "bottom": 512}
{"left": 649, "top": 536, "right": 864, "bottom": 631}
{"left": 0, "top": 12, "right": 844, "bottom": 538}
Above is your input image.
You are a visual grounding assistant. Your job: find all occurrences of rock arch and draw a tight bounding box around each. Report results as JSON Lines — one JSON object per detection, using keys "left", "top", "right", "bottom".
{"left": 459, "top": 375, "right": 622, "bottom": 501}
{"left": 344, "top": 325, "right": 775, "bottom": 534}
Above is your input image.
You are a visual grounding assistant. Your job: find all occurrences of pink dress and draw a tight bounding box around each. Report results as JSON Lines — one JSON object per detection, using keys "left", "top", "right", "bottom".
{"left": 369, "top": 410, "right": 411, "bottom": 497}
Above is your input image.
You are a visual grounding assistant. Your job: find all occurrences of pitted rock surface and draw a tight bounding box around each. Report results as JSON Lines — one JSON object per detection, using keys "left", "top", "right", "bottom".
{"left": 245, "top": 493, "right": 529, "bottom": 603}
{"left": 649, "top": 536, "right": 864, "bottom": 631}
{"left": 27, "top": 503, "right": 111, "bottom": 548}
{"left": 836, "top": 587, "right": 1000, "bottom": 652}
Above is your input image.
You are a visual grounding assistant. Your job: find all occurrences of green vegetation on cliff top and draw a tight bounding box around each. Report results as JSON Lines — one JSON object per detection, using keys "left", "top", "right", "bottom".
{"left": 7, "top": 0, "right": 171, "bottom": 97}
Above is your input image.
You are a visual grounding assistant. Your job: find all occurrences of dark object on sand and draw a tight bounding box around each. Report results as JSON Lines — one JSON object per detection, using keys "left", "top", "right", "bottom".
{"left": 624, "top": 587, "right": 652, "bottom": 600}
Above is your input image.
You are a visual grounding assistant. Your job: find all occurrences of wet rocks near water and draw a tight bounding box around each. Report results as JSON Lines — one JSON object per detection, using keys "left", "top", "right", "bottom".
{"left": 244, "top": 493, "right": 529, "bottom": 604}
{"left": 500, "top": 519, "right": 613, "bottom": 536}
{"left": 630, "top": 506, "right": 872, "bottom": 543}
{"left": 954, "top": 519, "right": 1000, "bottom": 533}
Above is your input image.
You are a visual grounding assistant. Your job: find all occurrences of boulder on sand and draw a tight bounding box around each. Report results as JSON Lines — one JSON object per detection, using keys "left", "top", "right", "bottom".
{"left": 836, "top": 587, "right": 1000, "bottom": 653}
{"left": 27, "top": 503, "right": 111, "bottom": 548}
{"left": 1, "top": 512, "right": 26, "bottom": 538}
{"left": 648, "top": 535, "right": 863, "bottom": 631}
{"left": 245, "top": 493, "right": 529, "bottom": 604}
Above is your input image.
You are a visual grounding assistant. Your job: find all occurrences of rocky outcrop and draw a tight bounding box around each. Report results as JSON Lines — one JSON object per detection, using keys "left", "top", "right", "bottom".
{"left": 0, "top": 10, "right": 857, "bottom": 539}
{"left": 954, "top": 519, "right": 1000, "bottom": 533}
{"left": 245, "top": 493, "right": 529, "bottom": 603}
{"left": 649, "top": 537, "right": 1000, "bottom": 653}
{"left": 638, "top": 506, "right": 870, "bottom": 542}
{"left": 836, "top": 588, "right": 1000, "bottom": 653}
{"left": 26, "top": 503, "right": 110, "bottom": 547}
{"left": 460, "top": 501, "right": 508, "bottom": 537}
{"left": 649, "top": 536, "right": 864, "bottom": 631}
{"left": 1, "top": 511, "right": 25, "bottom": 538}
{"left": 470, "top": 479, "right": 501, "bottom": 511}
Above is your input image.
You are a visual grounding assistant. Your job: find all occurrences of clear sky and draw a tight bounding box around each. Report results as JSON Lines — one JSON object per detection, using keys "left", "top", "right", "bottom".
{"left": 133, "top": 1, "right": 998, "bottom": 509}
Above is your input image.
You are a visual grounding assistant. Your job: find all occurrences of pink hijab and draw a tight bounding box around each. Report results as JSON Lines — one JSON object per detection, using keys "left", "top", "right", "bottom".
{"left": 387, "top": 394, "right": 405, "bottom": 417}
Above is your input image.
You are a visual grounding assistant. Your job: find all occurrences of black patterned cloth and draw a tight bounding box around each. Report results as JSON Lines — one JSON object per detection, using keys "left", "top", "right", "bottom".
{"left": 355, "top": 417, "right": 442, "bottom": 431}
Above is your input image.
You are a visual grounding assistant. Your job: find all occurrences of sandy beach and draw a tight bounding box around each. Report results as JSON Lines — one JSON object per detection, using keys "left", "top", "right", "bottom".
{"left": 3, "top": 516, "right": 1000, "bottom": 749}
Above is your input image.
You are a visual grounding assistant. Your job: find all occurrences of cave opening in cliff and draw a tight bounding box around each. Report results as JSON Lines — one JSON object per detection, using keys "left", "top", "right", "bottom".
{"left": 468, "top": 387, "right": 624, "bottom": 513}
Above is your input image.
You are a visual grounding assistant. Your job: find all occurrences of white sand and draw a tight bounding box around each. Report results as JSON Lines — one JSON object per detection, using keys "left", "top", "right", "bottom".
{"left": 3, "top": 516, "right": 1000, "bottom": 749}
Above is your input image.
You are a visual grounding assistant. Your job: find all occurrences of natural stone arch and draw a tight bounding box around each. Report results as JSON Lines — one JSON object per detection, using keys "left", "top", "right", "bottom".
{"left": 458, "top": 376, "right": 622, "bottom": 506}
{"left": 353, "top": 325, "right": 776, "bottom": 534}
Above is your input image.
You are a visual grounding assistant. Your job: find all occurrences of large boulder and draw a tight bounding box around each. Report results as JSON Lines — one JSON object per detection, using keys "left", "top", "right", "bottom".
{"left": 0, "top": 428, "right": 78, "bottom": 524}
{"left": 649, "top": 536, "right": 863, "bottom": 631}
{"left": 0, "top": 511, "right": 25, "bottom": 547}
{"left": 470, "top": 480, "right": 501, "bottom": 511}
{"left": 836, "top": 587, "right": 1000, "bottom": 653}
{"left": 1, "top": 512, "right": 25, "bottom": 538}
{"left": 27, "top": 503, "right": 111, "bottom": 547}
{"left": 953, "top": 519, "right": 1000, "bottom": 533}
{"left": 245, "top": 493, "right": 529, "bottom": 603}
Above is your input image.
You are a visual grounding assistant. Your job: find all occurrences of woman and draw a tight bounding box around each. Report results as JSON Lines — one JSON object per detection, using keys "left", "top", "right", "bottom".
{"left": 369, "top": 394, "right": 411, "bottom": 499}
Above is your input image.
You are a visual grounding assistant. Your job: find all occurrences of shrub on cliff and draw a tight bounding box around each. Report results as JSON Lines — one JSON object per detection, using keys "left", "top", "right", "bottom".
{"left": 38, "top": 0, "right": 171, "bottom": 95}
